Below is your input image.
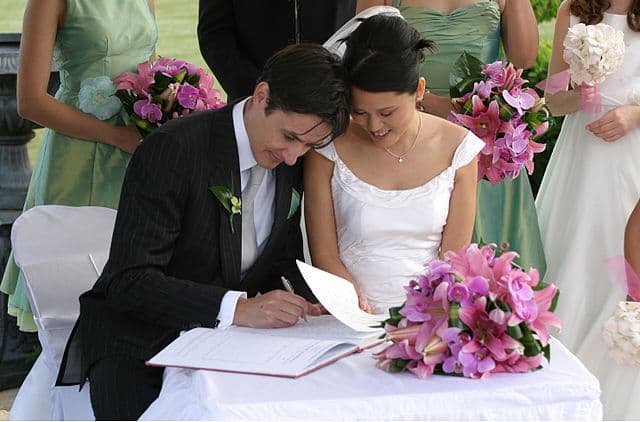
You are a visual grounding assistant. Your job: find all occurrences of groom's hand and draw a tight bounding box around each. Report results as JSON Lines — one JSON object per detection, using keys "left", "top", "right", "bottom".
{"left": 233, "top": 290, "right": 312, "bottom": 328}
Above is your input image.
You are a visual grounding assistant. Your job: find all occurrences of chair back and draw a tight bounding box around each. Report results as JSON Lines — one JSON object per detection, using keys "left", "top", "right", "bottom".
{"left": 11, "top": 205, "right": 116, "bottom": 370}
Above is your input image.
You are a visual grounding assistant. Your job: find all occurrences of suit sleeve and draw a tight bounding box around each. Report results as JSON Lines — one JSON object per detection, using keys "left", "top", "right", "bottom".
{"left": 94, "top": 132, "right": 225, "bottom": 330}
{"left": 197, "top": 0, "right": 260, "bottom": 100}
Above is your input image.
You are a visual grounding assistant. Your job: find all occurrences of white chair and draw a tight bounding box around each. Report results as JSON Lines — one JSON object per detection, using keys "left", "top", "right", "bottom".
{"left": 9, "top": 205, "right": 117, "bottom": 420}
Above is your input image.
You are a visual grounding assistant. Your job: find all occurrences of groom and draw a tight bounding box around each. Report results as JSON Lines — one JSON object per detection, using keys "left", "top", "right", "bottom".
{"left": 56, "top": 44, "right": 351, "bottom": 420}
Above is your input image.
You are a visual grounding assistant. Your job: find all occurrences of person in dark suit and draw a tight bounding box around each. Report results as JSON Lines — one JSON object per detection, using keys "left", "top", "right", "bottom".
{"left": 56, "top": 44, "right": 351, "bottom": 421}
{"left": 198, "top": 0, "right": 356, "bottom": 100}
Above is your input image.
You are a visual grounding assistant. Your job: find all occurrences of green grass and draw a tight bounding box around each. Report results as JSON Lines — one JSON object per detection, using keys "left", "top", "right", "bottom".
{"left": 3, "top": 1, "right": 556, "bottom": 166}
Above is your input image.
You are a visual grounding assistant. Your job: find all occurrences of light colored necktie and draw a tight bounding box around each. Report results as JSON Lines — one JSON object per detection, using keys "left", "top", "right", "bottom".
{"left": 241, "top": 165, "right": 266, "bottom": 274}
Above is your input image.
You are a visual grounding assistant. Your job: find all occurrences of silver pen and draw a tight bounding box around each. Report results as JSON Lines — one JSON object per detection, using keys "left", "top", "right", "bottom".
{"left": 281, "top": 276, "right": 308, "bottom": 322}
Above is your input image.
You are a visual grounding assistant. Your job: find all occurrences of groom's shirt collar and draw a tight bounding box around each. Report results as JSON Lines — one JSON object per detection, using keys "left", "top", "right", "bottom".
{"left": 232, "top": 97, "right": 257, "bottom": 174}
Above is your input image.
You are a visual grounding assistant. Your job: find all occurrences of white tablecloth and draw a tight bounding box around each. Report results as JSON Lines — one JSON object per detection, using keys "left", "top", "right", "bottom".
{"left": 140, "top": 338, "right": 602, "bottom": 421}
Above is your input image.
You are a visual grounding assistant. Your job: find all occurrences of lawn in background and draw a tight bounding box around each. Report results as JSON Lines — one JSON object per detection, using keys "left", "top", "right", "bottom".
{"left": 4, "top": 1, "right": 555, "bottom": 166}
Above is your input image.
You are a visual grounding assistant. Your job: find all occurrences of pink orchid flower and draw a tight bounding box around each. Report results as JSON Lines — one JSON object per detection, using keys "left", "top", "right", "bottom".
{"left": 503, "top": 88, "right": 536, "bottom": 116}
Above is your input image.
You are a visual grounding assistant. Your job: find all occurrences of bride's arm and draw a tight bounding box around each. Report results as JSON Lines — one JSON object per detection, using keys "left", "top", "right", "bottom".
{"left": 439, "top": 148, "right": 477, "bottom": 258}
{"left": 543, "top": 1, "right": 582, "bottom": 117}
{"left": 304, "top": 149, "right": 373, "bottom": 313}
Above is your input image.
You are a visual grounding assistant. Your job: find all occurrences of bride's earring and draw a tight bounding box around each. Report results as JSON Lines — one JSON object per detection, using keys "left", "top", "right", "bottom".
{"left": 416, "top": 96, "right": 424, "bottom": 112}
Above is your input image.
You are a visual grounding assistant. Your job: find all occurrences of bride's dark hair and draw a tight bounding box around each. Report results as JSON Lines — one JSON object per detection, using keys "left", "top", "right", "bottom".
{"left": 343, "top": 14, "right": 435, "bottom": 94}
{"left": 570, "top": 0, "right": 640, "bottom": 31}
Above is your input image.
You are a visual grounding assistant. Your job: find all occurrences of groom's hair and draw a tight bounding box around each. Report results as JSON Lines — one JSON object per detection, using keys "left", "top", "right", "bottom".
{"left": 343, "top": 15, "right": 435, "bottom": 94}
{"left": 258, "top": 44, "right": 351, "bottom": 145}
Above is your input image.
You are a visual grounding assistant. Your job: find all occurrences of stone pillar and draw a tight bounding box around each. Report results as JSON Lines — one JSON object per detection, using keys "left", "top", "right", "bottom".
{"left": 0, "top": 33, "right": 59, "bottom": 390}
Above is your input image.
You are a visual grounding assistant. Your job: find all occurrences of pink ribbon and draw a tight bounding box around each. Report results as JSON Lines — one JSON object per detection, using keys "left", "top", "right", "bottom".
{"left": 535, "top": 70, "right": 602, "bottom": 114}
{"left": 605, "top": 256, "right": 640, "bottom": 302}
{"left": 535, "top": 70, "right": 571, "bottom": 95}
{"left": 580, "top": 82, "right": 602, "bottom": 115}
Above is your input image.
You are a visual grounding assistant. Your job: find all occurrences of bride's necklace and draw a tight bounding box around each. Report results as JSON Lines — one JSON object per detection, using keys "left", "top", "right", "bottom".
{"left": 383, "top": 116, "right": 422, "bottom": 164}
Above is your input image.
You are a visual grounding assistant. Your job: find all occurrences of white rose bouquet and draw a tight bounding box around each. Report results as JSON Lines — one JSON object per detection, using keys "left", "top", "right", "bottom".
{"left": 603, "top": 257, "right": 640, "bottom": 366}
{"left": 602, "top": 301, "right": 640, "bottom": 366}
{"left": 562, "top": 22, "right": 625, "bottom": 113}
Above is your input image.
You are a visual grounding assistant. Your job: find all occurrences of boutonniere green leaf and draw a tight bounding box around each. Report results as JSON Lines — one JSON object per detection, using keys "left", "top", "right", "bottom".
{"left": 209, "top": 177, "right": 241, "bottom": 233}
{"left": 287, "top": 188, "right": 301, "bottom": 220}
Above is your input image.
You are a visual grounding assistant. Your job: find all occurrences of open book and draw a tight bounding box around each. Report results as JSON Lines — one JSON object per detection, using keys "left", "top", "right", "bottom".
{"left": 147, "top": 262, "right": 389, "bottom": 377}
{"left": 147, "top": 315, "right": 384, "bottom": 378}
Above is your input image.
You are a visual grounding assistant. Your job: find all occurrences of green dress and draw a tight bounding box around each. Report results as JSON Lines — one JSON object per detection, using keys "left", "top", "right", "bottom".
{"left": 395, "top": 0, "right": 546, "bottom": 276}
{"left": 0, "top": 0, "right": 157, "bottom": 332}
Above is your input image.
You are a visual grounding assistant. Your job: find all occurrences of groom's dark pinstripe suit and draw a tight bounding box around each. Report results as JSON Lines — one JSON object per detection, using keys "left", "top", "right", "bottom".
{"left": 57, "top": 103, "right": 311, "bottom": 417}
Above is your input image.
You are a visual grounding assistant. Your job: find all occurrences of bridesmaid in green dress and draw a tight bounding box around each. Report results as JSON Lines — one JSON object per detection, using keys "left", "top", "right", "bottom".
{"left": 356, "top": 0, "right": 546, "bottom": 277}
{"left": 0, "top": 0, "right": 157, "bottom": 331}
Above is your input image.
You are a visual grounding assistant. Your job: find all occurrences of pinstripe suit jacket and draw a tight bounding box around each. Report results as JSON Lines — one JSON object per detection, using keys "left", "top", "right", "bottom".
{"left": 57, "top": 103, "right": 310, "bottom": 385}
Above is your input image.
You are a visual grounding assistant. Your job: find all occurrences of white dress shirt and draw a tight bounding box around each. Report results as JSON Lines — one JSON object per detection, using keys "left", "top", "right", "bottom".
{"left": 216, "top": 98, "right": 276, "bottom": 328}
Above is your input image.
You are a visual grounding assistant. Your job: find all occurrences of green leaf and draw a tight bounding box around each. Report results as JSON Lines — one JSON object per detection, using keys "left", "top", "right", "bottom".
{"left": 152, "top": 72, "right": 171, "bottom": 93}
{"left": 287, "top": 188, "right": 301, "bottom": 219}
{"left": 520, "top": 323, "right": 542, "bottom": 357}
{"left": 542, "top": 343, "right": 551, "bottom": 362}
{"left": 173, "top": 69, "right": 188, "bottom": 83}
{"left": 507, "top": 324, "right": 523, "bottom": 339}
{"left": 496, "top": 96, "right": 516, "bottom": 121}
{"left": 131, "top": 115, "right": 156, "bottom": 137}
{"left": 449, "top": 52, "right": 485, "bottom": 98}
{"left": 388, "top": 359, "right": 410, "bottom": 373}
{"left": 186, "top": 73, "right": 201, "bottom": 86}
{"left": 448, "top": 302, "right": 464, "bottom": 329}
{"left": 384, "top": 305, "right": 405, "bottom": 327}
{"left": 208, "top": 186, "right": 233, "bottom": 213}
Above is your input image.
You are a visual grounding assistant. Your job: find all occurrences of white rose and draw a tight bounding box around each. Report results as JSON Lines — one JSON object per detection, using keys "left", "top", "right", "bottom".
{"left": 602, "top": 301, "right": 640, "bottom": 366}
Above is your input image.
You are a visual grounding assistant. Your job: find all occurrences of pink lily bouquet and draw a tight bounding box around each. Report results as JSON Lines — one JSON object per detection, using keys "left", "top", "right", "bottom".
{"left": 374, "top": 243, "right": 562, "bottom": 379}
{"left": 449, "top": 53, "right": 549, "bottom": 184}
{"left": 114, "top": 57, "right": 225, "bottom": 136}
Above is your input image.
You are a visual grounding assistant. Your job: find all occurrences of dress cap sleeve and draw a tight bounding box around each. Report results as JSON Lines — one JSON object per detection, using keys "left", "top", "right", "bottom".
{"left": 315, "top": 142, "right": 338, "bottom": 162}
{"left": 452, "top": 131, "right": 485, "bottom": 170}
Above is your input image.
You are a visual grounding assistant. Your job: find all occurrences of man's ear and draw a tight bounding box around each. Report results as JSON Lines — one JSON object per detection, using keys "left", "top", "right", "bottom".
{"left": 252, "top": 82, "right": 270, "bottom": 106}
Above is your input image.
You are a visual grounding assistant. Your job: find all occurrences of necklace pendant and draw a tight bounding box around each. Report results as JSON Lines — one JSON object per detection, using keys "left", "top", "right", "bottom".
{"left": 398, "top": 158, "right": 404, "bottom": 163}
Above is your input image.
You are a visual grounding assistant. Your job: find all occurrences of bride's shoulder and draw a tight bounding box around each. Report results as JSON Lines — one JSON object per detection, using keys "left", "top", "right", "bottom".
{"left": 424, "top": 113, "right": 468, "bottom": 150}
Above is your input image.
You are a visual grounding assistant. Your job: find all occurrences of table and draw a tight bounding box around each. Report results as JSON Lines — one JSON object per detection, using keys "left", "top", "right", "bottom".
{"left": 140, "top": 338, "right": 602, "bottom": 421}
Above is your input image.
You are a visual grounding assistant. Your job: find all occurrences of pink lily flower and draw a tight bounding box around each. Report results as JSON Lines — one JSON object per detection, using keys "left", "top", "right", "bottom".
{"left": 114, "top": 61, "right": 154, "bottom": 95}
{"left": 453, "top": 97, "right": 501, "bottom": 145}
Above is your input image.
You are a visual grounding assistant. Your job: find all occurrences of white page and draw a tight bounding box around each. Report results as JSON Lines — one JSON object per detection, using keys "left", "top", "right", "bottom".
{"left": 296, "top": 261, "right": 387, "bottom": 332}
{"left": 147, "top": 327, "right": 357, "bottom": 377}
{"left": 231, "top": 315, "right": 381, "bottom": 344}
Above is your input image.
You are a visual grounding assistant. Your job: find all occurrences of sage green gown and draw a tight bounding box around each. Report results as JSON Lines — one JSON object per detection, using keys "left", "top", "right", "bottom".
{"left": 395, "top": 0, "right": 546, "bottom": 276}
{"left": 0, "top": 0, "right": 157, "bottom": 331}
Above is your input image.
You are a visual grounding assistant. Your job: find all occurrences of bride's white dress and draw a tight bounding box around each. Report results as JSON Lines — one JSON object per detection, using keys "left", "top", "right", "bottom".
{"left": 316, "top": 132, "right": 484, "bottom": 313}
{"left": 536, "top": 13, "right": 640, "bottom": 420}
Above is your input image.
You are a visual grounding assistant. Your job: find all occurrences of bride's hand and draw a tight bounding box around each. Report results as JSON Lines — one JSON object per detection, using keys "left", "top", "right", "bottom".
{"left": 586, "top": 105, "right": 640, "bottom": 142}
{"left": 354, "top": 288, "right": 373, "bottom": 314}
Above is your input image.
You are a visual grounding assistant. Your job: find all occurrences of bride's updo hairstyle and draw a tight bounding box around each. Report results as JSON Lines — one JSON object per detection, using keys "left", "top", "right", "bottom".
{"left": 570, "top": 0, "right": 640, "bottom": 31}
{"left": 343, "top": 14, "right": 435, "bottom": 94}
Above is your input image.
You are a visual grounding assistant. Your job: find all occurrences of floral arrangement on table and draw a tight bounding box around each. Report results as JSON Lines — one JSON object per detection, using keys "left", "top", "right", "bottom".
{"left": 374, "top": 243, "right": 562, "bottom": 379}
{"left": 114, "top": 57, "right": 226, "bottom": 136}
{"left": 602, "top": 257, "right": 640, "bottom": 366}
{"left": 448, "top": 53, "right": 550, "bottom": 184}
{"left": 561, "top": 22, "right": 625, "bottom": 114}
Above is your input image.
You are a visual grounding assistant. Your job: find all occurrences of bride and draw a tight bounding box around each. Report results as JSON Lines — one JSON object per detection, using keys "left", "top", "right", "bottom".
{"left": 304, "top": 13, "right": 484, "bottom": 314}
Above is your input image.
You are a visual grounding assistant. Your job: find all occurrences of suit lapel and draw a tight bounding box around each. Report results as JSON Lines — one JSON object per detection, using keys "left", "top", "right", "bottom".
{"left": 207, "top": 106, "right": 242, "bottom": 287}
